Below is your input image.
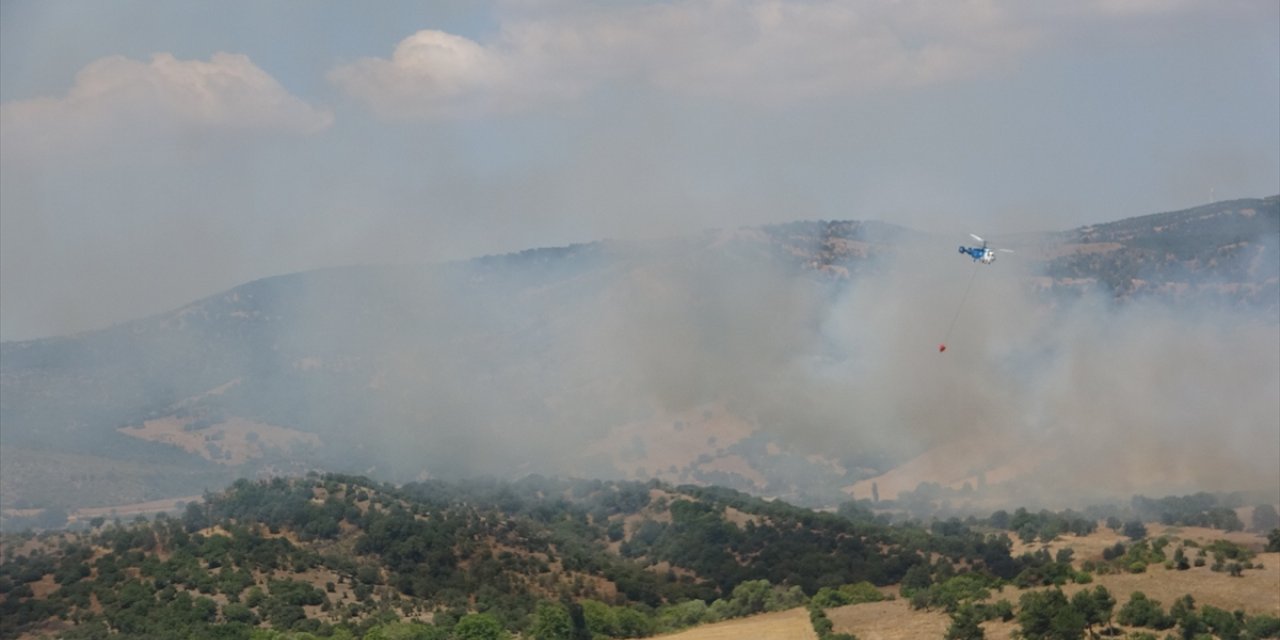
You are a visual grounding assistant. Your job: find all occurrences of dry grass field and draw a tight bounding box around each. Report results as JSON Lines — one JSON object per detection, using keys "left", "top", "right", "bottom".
{"left": 1065, "top": 552, "right": 1279, "bottom": 616}
{"left": 1009, "top": 523, "right": 1278, "bottom": 616}
{"left": 827, "top": 599, "right": 950, "bottom": 640}
{"left": 828, "top": 525, "right": 1279, "bottom": 640}
{"left": 116, "top": 416, "right": 319, "bottom": 465}
{"left": 667, "top": 525, "right": 1278, "bottom": 640}
{"left": 67, "top": 495, "right": 201, "bottom": 524}
{"left": 651, "top": 607, "right": 818, "bottom": 640}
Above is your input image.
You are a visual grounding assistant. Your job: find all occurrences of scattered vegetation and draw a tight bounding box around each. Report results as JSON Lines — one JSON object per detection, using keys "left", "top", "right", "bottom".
{"left": 2, "top": 474, "right": 1276, "bottom": 639}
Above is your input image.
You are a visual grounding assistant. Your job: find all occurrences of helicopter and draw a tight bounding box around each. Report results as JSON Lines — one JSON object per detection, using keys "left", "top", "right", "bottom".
{"left": 958, "top": 234, "right": 1013, "bottom": 264}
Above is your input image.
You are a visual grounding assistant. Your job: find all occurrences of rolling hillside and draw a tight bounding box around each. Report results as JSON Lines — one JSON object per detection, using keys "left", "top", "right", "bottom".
{"left": 2, "top": 474, "right": 1277, "bottom": 639}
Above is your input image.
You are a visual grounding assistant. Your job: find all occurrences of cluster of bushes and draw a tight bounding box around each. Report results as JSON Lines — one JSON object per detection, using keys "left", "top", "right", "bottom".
{"left": 1117, "top": 592, "right": 1280, "bottom": 639}
{"left": 1015, "top": 586, "right": 1116, "bottom": 639}
{"left": 1090, "top": 537, "right": 1171, "bottom": 575}
{"left": 1081, "top": 536, "right": 1263, "bottom": 578}
{"left": 987, "top": 508, "right": 1096, "bottom": 543}
{"left": 810, "top": 582, "right": 886, "bottom": 608}
{"left": 1008, "top": 548, "right": 1090, "bottom": 588}
{"left": 1128, "top": 493, "right": 1247, "bottom": 531}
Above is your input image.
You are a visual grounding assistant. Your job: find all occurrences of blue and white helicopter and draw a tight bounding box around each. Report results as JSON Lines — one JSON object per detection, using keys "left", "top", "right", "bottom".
{"left": 958, "top": 234, "right": 1013, "bottom": 264}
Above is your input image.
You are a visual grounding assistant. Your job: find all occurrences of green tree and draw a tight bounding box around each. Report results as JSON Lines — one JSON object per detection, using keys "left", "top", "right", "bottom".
{"left": 1069, "top": 586, "right": 1114, "bottom": 636}
{"left": 1018, "top": 588, "right": 1085, "bottom": 640}
{"left": 989, "top": 510, "right": 1010, "bottom": 530}
{"left": 1121, "top": 521, "right": 1147, "bottom": 541}
{"left": 1245, "top": 614, "right": 1280, "bottom": 638}
{"left": 1116, "top": 591, "right": 1173, "bottom": 630}
{"left": 580, "top": 600, "right": 617, "bottom": 637}
{"left": 222, "top": 602, "right": 258, "bottom": 625}
{"left": 566, "top": 602, "right": 592, "bottom": 640}
{"left": 729, "top": 579, "right": 774, "bottom": 616}
{"left": 453, "top": 613, "right": 509, "bottom": 640}
{"left": 529, "top": 602, "right": 572, "bottom": 640}
{"left": 933, "top": 575, "right": 991, "bottom": 612}
{"left": 615, "top": 606, "right": 655, "bottom": 637}
{"left": 1197, "top": 605, "right": 1241, "bottom": 640}
{"left": 1168, "top": 594, "right": 1208, "bottom": 637}
{"left": 945, "top": 603, "right": 985, "bottom": 640}
{"left": 899, "top": 564, "right": 932, "bottom": 598}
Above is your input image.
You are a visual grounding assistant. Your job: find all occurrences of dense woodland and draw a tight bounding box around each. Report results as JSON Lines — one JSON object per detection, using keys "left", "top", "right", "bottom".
{"left": 1, "top": 474, "right": 1277, "bottom": 639}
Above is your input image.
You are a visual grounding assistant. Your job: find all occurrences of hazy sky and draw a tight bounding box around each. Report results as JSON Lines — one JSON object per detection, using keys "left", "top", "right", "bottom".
{"left": 2, "top": 0, "right": 1278, "bottom": 341}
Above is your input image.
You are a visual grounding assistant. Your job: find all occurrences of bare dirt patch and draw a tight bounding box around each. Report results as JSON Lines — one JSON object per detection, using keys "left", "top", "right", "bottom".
{"left": 1148, "top": 523, "right": 1272, "bottom": 551}
{"left": 68, "top": 496, "right": 200, "bottom": 524}
{"left": 723, "top": 506, "right": 761, "bottom": 528}
{"left": 118, "top": 416, "right": 320, "bottom": 465}
{"left": 653, "top": 607, "right": 818, "bottom": 640}
{"left": 1009, "top": 528, "right": 1131, "bottom": 562}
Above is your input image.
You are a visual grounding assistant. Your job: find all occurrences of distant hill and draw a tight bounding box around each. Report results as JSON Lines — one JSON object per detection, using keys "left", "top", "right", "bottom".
{"left": 1036, "top": 197, "right": 1279, "bottom": 307}
{"left": 1, "top": 198, "right": 1277, "bottom": 517}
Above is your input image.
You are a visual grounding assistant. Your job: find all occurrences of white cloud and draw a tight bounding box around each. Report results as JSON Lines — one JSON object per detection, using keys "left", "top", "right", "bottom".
{"left": 328, "top": 30, "right": 510, "bottom": 119}
{"left": 330, "top": 0, "right": 1039, "bottom": 119}
{"left": 1, "top": 52, "right": 333, "bottom": 154}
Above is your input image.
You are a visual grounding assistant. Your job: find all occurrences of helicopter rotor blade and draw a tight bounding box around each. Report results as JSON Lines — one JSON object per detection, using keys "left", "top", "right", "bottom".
{"left": 969, "top": 234, "right": 984, "bottom": 243}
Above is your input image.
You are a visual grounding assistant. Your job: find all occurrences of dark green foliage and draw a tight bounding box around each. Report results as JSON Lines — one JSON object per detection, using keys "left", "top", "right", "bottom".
{"left": 1010, "top": 547, "right": 1076, "bottom": 588}
{"left": 1116, "top": 591, "right": 1174, "bottom": 630}
{"left": 9, "top": 474, "right": 1273, "bottom": 640}
{"left": 453, "top": 612, "right": 510, "bottom": 640}
{"left": 1130, "top": 493, "right": 1249, "bottom": 531}
{"left": 616, "top": 484, "right": 920, "bottom": 595}
{"left": 945, "top": 603, "right": 985, "bottom": 640}
{"left": 1251, "top": 505, "right": 1279, "bottom": 532}
{"left": 1244, "top": 614, "right": 1280, "bottom": 638}
{"left": 911, "top": 574, "right": 992, "bottom": 612}
{"left": 1170, "top": 594, "right": 1209, "bottom": 638}
{"left": 808, "top": 602, "right": 859, "bottom": 640}
{"left": 1015, "top": 588, "right": 1085, "bottom": 640}
{"left": 992, "top": 508, "right": 1096, "bottom": 542}
{"left": 1121, "top": 520, "right": 1148, "bottom": 541}
{"left": 1068, "top": 586, "right": 1115, "bottom": 635}
{"left": 1205, "top": 539, "right": 1256, "bottom": 563}
{"left": 983, "top": 599, "right": 1014, "bottom": 623}
{"left": 1101, "top": 542, "right": 1125, "bottom": 561}
{"left": 527, "top": 601, "right": 571, "bottom": 640}
{"left": 1198, "top": 604, "right": 1244, "bottom": 639}
{"left": 811, "top": 581, "right": 886, "bottom": 608}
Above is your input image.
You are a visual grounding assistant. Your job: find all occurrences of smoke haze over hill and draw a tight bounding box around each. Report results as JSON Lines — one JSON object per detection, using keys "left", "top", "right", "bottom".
{"left": 2, "top": 201, "right": 1277, "bottom": 519}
